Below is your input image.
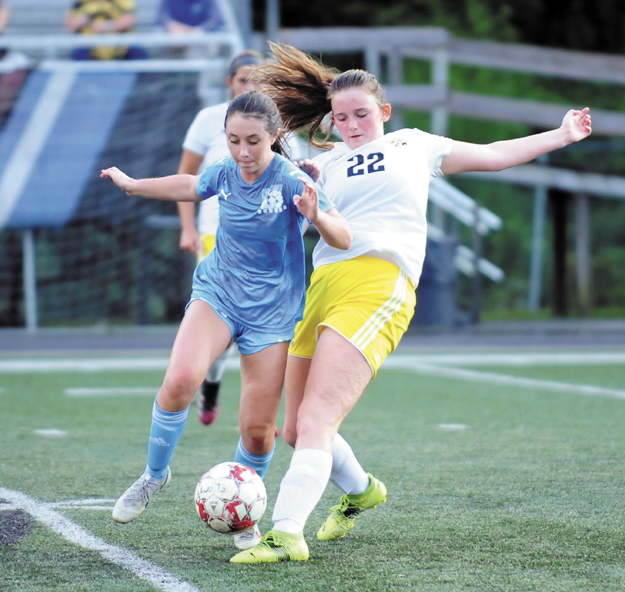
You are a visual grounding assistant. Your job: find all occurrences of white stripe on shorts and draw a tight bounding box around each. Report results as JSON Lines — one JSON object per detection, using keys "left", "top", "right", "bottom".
{"left": 351, "top": 270, "right": 409, "bottom": 352}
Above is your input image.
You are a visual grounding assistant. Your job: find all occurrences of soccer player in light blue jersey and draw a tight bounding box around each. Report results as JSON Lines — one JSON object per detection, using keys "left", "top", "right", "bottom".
{"left": 100, "top": 91, "right": 352, "bottom": 550}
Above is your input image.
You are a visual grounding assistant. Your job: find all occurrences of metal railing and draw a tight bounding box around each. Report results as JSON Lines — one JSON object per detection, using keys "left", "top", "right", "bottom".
{"left": 277, "top": 27, "right": 625, "bottom": 200}
{"left": 275, "top": 26, "right": 625, "bottom": 316}
{"left": 1, "top": 31, "right": 244, "bottom": 59}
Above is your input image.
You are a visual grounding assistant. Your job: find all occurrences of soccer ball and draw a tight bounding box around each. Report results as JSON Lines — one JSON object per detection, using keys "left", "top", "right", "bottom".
{"left": 195, "top": 462, "right": 267, "bottom": 534}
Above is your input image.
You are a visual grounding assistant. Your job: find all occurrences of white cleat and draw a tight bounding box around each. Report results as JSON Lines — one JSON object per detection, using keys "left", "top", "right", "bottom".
{"left": 112, "top": 466, "right": 171, "bottom": 524}
{"left": 234, "top": 524, "right": 262, "bottom": 550}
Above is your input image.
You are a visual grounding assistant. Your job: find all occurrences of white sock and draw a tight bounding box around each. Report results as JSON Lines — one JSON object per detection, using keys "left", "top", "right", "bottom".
{"left": 272, "top": 448, "right": 332, "bottom": 534}
{"left": 330, "top": 433, "right": 370, "bottom": 495}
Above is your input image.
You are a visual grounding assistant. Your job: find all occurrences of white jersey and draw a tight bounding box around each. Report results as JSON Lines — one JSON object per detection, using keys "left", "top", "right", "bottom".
{"left": 183, "top": 101, "right": 230, "bottom": 235}
{"left": 183, "top": 101, "right": 311, "bottom": 236}
{"left": 312, "top": 128, "right": 453, "bottom": 286}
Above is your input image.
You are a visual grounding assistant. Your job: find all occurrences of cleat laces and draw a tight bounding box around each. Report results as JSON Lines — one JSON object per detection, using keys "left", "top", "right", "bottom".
{"left": 333, "top": 495, "right": 362, "bottom": 519}
{"left": 122, "top": 474, "right": 163, "bottom": 508}
{"left": 260, "top": 532, "right": 292, "bottom": 560}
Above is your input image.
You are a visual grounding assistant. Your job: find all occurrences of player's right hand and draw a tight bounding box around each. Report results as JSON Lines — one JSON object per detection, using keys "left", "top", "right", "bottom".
{"left": 100, "top": 167, "right": 135, "bottom": 195}
{"left": 179, "top": 227, "right": 200, "bottom": 254}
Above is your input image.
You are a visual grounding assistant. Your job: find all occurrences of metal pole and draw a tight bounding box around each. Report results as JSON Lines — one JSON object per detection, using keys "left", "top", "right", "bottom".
{"left": 550, "top": 190, "right": 569, "bottom": 317}
{"left": 431, "top": 47, "right": 449, "bottom": 136}
{"left": 138, "top": 222, "right": 150, "bottom": 325}
{"left": 364, "top": 47, "right": 381, "bottom": 80}
{"left": 233, "top": 0, "right": 252, "bottom": 49}
{"left": 528, "top": 184, "right": 547, "bottom": 311}
{"left": 266, "top": 0, "right": 280, "bottom": 42}
{"left": 575, "top": 193, "right": 591, "bottom": 316}
{"left": 471, "top": 202, "right": 482, "bottom": 323}
{"left": 22, "top": 229, "right": 38, "bottom": 333}
{"left": 388, "top": 49, "right": 404, "bottom": 131}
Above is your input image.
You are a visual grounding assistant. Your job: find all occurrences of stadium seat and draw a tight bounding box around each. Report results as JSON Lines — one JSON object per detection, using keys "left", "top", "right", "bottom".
{"left": 0, "top": 70, "right": 136, "bottom": 228}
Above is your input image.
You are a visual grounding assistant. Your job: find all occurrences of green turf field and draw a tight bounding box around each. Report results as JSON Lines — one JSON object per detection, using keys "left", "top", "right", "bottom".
{"left": 1, "top": 349, "right": 625, "bottom": 591}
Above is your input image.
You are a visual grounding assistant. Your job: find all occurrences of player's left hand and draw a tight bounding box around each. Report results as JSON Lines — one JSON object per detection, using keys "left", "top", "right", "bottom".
{"left": 561, "top": 107, "right": 592, "bottom": 143}
{"left": 293, "top": 179, "right": 319, "bottom": 222}
{"left": 297, "top": 159, "right": 321, "bottom": 182}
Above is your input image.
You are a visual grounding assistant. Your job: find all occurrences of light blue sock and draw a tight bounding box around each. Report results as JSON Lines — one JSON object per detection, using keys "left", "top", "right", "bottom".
{"left": 145, "top": 397, "right": 189, "bottom": 479}
{"left": 234, "top": 437, "right": 275, "bottom": 479}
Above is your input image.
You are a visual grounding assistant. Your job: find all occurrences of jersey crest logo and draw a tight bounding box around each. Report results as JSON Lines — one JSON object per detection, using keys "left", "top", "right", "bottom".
{"left": 257, "top": 184, "right": 287, "bottom": 214}
{"left": 383, "top": 137, "right": 408, "bottom": 148}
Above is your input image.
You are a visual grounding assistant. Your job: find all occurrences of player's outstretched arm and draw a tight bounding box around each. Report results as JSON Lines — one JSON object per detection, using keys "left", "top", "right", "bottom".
{"left": 100, "top": 167, "right": 201, "bottom": 202}
{"left": 441, "top": 107, "right": 592, "bottom": 176}
{"left": 294, "top": 180, "right": 352, "bottom": 250}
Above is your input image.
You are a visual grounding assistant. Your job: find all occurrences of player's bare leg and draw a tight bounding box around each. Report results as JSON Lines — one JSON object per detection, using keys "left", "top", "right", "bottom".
{"left": 282, "top": 354, "right": 311, "bottom": 447}
{"left": 113, "top": 301, "right": 231, "bottom": 523}
{"left": 231, "top": 328, "right": 378, "bottom": 562}
{"left": 230, "top": 342, "right": 288, "bottom": 549}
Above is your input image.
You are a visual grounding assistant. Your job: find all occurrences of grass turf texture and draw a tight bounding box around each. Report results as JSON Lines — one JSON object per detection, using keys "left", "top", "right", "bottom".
{"left": 1, "top": 353, "right": 624, "bottom": 591}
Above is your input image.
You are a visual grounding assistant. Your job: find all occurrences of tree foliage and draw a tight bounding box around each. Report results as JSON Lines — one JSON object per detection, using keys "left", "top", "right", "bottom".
{"left": 276, "top": 0, "right": 625, "bottom": 317}
{"left": 280, "top": 0, "right": 625, "bottom": 53}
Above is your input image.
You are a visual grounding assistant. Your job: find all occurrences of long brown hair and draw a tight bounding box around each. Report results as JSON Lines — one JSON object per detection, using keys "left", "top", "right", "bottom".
{"left": 255, "top": 42, "right": 388, "bottom": 149}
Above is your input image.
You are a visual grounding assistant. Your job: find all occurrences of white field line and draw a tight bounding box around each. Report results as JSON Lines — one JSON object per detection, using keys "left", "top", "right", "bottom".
{"left": 439, "top": 423, "right": 469, "bottom": 430}
{"left": 2, "top": 351, "right": 625, "bottom": 374}
{"left": 0, "top": 358, "right": 170, "bottom": 373}
{"left": 47, "top": 498, "right": 116, "bottom": 511}
{"left": 33, "top": 429, "right": 68, "bottom": 437}
{"left": 65, "top": 387, "right": 158, "bottom": 397}
{"left": 386, "top": 352, "right": 625, "bottom": 367}
{"left": 0, "top": 487, "right": 201, "bottom": 592}
{"left": 0, "top": 357, "right": 241, "bottom": 373}
{"left": 392, "top": 362, "right": 625, "bottom": 400}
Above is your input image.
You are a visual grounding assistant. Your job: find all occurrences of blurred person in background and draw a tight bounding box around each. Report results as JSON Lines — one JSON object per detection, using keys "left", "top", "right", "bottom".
{"left": 156, "top": 0, "right": 222, "bottom": 33}
{"left": 0, "top": 0, "right": 31, "bottom": 131}
{"left": 64, "top": 0, "right": 147, "bottom": 60}
{"left": 0, "top": 0, "right": 9, "bottom": 59}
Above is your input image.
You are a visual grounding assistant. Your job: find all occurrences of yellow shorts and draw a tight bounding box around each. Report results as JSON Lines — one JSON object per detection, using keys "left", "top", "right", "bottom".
{"left": 289, "top": 255, "right": 416, "bottom": 378}
{"left": 198, "top": 233, "right": 216, "bottom": 263}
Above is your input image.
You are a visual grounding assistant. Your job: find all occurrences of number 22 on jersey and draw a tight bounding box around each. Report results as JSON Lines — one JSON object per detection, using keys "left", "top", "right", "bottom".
{"left": 346, "top": 152, "right": 385, "bottom": 177}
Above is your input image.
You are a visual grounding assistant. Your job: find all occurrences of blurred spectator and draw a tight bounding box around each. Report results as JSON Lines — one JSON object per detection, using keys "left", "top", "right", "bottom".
{"left": 156, "top": 0, "right": 223, "bottom": 33}
{"left": 0, "top": 0, "right": 30, "bottom": 132}
{"left": 64, "top": 0, "right": 148, "bottom": 60}
{"left": 0, "top": 0, "right": 9, "bottom": 60}
{"left": 0, "top": 0, "right": 7, "bottom": 30}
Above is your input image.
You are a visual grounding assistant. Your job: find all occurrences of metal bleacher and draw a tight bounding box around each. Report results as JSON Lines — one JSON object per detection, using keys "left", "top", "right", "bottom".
{"left": 0, "top": 0, "right": 247, "bottom": 330}
{"left": 5, "top": 0, "right": 160, "bottom": 35}
{"left": 0, "top": 0, "right": 244, "bottom": 227}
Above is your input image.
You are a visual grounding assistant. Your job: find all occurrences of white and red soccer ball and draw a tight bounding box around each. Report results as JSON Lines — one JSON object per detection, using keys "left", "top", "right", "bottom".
{"left": 195, "top": 462, "right": 267, "bottom": 534}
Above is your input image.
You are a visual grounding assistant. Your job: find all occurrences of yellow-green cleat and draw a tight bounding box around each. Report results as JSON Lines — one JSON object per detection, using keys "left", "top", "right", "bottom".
{"left": 317, "top": 473, "right": 387, "bottom": 541}
{"left": 229, "top": 530, "right": 309, "bottom": 564}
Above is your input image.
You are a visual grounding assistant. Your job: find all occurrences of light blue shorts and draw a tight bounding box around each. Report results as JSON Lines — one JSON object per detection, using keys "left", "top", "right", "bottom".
{"left": 186, "top": 297, "right": 295, "bottom": 355}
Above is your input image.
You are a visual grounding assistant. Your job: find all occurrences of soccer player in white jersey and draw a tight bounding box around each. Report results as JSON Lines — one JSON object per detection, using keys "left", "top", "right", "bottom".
{"left": 101, "top": 91, "right": 351, "bottom": 550}
{"left": 177, "top": 50, "right": 264, "bottom": 426}
{"left": 229, "top": 43, "right": 593, "bottom": 563}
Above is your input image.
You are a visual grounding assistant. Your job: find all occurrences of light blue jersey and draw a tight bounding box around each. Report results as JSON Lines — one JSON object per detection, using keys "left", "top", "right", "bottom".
{"left": 190, "top": 153, "right": 334, "bottom": 343}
